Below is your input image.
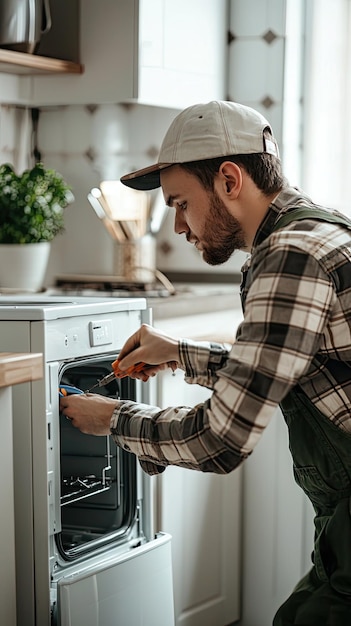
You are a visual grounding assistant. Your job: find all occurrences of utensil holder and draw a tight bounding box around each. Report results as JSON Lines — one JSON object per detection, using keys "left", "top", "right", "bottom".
{"left": 113, "top": 234, "right": 156, "bottom": 283}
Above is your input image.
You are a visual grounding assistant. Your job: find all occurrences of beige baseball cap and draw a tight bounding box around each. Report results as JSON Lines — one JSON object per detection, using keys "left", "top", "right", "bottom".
{"left": 120, "top": 100, "right": 279, "bottom": 191}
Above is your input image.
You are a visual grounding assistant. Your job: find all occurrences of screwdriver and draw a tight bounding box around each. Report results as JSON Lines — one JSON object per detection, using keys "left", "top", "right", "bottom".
{"left": 85, "top": 359, "right": 147, "bottom": 392}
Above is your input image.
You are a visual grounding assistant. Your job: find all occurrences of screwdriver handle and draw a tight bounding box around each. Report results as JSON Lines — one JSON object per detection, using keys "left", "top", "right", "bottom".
{"left": 111, "top": 359, "right": 147, "bottom": 379}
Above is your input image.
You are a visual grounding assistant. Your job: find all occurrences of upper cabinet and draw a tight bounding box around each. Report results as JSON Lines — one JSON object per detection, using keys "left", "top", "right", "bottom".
{"left": 138, "top": 0, "right": 227, "bottom": 108}
{"left": 0, "top": 0, "right": 227, "bottom": 108}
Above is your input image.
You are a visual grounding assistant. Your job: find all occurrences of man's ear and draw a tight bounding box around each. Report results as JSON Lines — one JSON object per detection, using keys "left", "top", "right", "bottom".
{"left": 217, "top": 161, "right": 242, "bottom": 198}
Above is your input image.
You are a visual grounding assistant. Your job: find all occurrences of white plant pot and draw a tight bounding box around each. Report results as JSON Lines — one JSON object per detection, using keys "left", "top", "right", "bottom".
{"left": 0, "top": 242, "right": 51, "bottom": 292}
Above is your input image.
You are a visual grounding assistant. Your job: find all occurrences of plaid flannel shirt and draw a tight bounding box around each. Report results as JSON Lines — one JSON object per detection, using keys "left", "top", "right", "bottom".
{"left": 111, "top": 185, "right": 351, "bottom": 475}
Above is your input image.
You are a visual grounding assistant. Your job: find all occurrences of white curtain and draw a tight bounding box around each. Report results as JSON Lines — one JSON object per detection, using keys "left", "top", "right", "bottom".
{"left": 302, "top": 0, "right": 351, "bottom": 215}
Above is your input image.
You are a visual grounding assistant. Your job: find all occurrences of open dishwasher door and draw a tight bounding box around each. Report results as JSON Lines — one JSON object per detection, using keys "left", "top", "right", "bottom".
{"left": 55, "top": 533, "right": 173, "bottom": 626}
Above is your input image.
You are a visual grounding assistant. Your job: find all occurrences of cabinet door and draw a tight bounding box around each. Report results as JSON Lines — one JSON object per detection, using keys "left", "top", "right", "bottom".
{"left": 139, "top": 0, "right": 227, "bottom": 108}
{"left": 240, "top": 408, "right": 315, "bottom": 626}
{"left": 157, "top": 367, "right": 241, "bottom": 626}
{"left": 31, "top": 0, "right": 138, "bottom": 105}
{"left": 0, "top": 387, "right": 16, "bottom": 626}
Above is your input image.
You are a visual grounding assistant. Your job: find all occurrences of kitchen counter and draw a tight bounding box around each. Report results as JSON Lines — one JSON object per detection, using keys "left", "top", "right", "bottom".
{"left": 0, "top": 352, "right": 43, "bottom": 387}
{"left": 46, "top": 281, "right": 242, "bottom": 323}
{"left": 0, "top": 352, "right": 43, "bottom": 626}
{"left": 148, "top": 283, "right": 242, "bottom": 320}
{"left": 152, "top": 285, "right": 243, "bottom": 344}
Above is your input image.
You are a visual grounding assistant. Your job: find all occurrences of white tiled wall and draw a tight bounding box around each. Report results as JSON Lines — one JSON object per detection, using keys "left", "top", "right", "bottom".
{"left": 0, "top": 0, "right": 303, "bottom": 287}
{"left": 228, "top": 0, "right": 287, "bottom": 156}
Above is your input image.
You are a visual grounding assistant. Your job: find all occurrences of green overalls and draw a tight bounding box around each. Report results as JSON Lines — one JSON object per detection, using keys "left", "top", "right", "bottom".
{"left": 274, "top": 389, "right": 351, "bottom": 625}
{"left": 252, "top": 208, "right": 351, "bottom": 625}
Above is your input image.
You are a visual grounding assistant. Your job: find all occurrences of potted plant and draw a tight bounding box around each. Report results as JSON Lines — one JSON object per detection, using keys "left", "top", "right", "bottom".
{"left": 0, "top": 162, "right": 74, "bottom": 291}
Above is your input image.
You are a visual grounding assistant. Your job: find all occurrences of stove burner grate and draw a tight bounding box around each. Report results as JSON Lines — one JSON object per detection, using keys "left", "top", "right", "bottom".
{"left": 53, "top": 271, "right": 176, "bottom": 298}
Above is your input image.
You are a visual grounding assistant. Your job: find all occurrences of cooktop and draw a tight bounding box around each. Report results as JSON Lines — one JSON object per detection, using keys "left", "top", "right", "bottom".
{"left": 51, "top": 272, "right": 176, "bottom": 298}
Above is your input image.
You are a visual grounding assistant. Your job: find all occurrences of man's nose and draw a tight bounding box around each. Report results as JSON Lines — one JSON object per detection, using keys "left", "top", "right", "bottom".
{"left": 174, "top": 211, "right": 187, "bottom": 235}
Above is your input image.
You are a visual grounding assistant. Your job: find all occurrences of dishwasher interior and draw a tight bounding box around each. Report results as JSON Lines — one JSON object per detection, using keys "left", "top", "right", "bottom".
{"left": 57, "top": 358, "right": 137, "bottom": 561}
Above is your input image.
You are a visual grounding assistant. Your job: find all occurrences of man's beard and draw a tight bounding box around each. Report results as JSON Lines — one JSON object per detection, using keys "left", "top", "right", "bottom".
{"left": 200, "top": 190, "right": 247, "bottom": 265}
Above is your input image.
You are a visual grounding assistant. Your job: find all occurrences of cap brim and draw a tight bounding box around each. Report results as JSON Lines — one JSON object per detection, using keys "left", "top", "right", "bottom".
{"left": 120, "top": 163, "right": 172, "bottom": 191}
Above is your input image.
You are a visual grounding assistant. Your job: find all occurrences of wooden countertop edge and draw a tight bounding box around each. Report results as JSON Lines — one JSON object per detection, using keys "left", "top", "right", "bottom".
{"left": 0, "top": 353, "right": 43, "bottom": 388}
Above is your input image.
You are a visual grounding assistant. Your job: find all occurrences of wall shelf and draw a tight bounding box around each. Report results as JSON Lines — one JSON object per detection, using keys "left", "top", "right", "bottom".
{"left": 0, "top": 49, "right": 83, "bottom": 75}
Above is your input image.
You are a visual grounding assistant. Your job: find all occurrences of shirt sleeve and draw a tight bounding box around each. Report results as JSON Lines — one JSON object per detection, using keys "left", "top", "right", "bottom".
{"left": 111, "top": 236, "right": 336, "bottom": 476}
{"left": 110, "top": 340, "right": 239, "bottom": 475}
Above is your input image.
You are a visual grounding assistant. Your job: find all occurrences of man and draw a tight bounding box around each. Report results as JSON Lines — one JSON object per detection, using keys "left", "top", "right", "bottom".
{"left": 60, "top": 101, "right": 351, "bottom": 625}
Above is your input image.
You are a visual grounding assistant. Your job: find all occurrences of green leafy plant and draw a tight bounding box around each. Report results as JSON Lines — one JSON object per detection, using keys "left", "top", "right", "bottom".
{"left": 0, "top": 162, "right": 74, "bottom": 244}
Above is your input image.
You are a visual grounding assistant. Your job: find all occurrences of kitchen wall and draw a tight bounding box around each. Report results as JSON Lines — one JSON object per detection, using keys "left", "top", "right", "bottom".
{"left": 0, "top": 0, "right": 302, "bottom": 290}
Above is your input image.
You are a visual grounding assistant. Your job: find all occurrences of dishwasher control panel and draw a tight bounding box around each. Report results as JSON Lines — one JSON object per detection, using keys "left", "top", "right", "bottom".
{"left": 89, "top": 319, "right": 113, "bottom": 347}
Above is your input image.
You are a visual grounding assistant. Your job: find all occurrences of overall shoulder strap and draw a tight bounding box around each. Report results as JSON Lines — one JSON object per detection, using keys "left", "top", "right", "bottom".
{"left": 272, "top": 207, "right": 351, "bottom": 233}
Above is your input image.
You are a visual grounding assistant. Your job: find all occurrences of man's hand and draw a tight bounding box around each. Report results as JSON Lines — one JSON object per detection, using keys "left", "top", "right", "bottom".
{"left": 59, "top": 393, "right": 118, "bottom": 435}
{"left": 117, "top": 323, "right": 179, "bottom": 380}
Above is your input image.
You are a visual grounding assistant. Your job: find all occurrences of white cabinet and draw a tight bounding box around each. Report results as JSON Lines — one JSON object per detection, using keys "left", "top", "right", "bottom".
{"left": 139, "top": 0, "right": 227, "bottom": 108}
{"left": 28, "top": 0, "right": 226, "bottom": 106}
{"left": 0, "top": 353, "right": 43, "bottom": 626}
{"left": 155, "top": 367, "right": 241, "bottom": 626}
{"left": 240, "top": 409, "right": 315, "bottom": 626}
{"left": 0, "top": 384, "right": 17, "bottom": 625}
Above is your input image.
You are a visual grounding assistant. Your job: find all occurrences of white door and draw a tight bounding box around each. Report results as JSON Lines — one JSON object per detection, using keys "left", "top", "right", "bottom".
{"left": 157, "top": 368, "right": 242, "bottom": 626}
